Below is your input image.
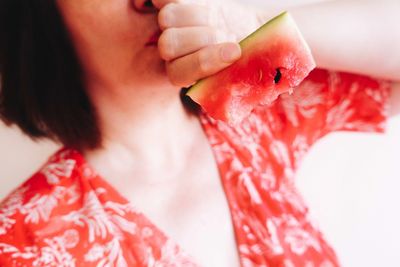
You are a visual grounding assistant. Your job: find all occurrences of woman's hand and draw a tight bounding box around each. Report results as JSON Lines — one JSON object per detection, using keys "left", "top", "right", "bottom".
{"left": 152, "top": 0, "right": 260, "bottom": 87}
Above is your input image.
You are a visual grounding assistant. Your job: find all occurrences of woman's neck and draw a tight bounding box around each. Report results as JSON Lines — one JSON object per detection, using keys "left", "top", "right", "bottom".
{"left": 83, "top": 76, "right": 204, "bottom": 184}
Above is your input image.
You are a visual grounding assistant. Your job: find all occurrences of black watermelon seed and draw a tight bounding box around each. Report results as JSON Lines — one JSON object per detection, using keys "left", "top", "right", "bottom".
{"left": 274, "top": 68, "right": 282, "bottom": 84}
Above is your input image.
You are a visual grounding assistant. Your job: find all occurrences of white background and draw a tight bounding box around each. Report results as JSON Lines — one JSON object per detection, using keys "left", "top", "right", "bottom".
{"left": 1, "top": 0, "right": 399, "bottom": 266}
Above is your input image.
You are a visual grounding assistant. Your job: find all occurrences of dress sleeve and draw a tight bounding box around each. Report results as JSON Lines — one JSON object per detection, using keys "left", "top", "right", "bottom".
{"left": 273, "top": 68, "right": 391, "bottom": 145}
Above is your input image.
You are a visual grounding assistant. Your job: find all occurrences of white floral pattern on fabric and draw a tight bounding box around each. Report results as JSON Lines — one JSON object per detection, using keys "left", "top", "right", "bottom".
{"left": 0, "top": 69, "right": 390, "bottom": 266}
{"left": 0, "top": 230, "right": 79, "bottom": 267}
{"left": 40, "top": 159, "right": 76, "bottom": 185}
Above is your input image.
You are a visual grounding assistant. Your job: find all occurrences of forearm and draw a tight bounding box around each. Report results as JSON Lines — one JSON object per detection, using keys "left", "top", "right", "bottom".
{"left": 257, "top": 0, "right": 400, "bottom": 81}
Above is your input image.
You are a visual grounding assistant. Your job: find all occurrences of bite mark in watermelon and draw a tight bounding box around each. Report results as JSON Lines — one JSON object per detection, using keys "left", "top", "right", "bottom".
{"left": 186, "top": 12, "right": 316, "bottom": 125}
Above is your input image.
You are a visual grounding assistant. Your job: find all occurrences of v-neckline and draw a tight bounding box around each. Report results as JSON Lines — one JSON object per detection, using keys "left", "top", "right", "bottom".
{"left": 73, "top": 112, "right": 242, "bottom": 267}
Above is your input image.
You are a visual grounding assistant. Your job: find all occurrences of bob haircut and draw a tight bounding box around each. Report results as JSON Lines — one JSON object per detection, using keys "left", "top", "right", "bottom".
{"left": 0, "top": 0, "right": 100, "bottom": 150}
{"left": 0, "top": 0, "right": 199, "bottom": 151}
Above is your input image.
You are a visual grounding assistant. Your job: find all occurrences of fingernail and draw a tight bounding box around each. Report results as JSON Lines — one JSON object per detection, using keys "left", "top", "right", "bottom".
{"left": 221, "top": 43, "right": 241, "bottom": 63}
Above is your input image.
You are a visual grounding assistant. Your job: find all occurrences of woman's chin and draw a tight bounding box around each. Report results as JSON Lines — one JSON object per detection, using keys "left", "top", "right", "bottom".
{"left": 133, "top": 48, "right": 181, "bottom": 89}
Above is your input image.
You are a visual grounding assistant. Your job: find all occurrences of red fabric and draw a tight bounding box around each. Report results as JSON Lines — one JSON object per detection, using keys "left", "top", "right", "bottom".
{"left": 0, "top": 69, "right": 390, "bottom": 266}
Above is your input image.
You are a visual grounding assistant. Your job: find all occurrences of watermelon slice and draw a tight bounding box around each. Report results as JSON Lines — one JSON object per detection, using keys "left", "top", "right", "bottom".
{"left": 186, "top": 12, "right": 316, "bottom": 125}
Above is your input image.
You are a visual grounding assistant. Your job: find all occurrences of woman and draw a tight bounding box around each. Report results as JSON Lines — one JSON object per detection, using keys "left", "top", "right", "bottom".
{"left": 0, "top": 0, "right": 398, "bottom": 266}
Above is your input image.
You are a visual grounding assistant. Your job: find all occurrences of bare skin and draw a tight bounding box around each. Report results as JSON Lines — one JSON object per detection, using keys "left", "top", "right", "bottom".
{"left": 56, "top": 0, "right": 399, "bottom": 265}
{"left": 257, "top": 0, "right": 400, "bottom": 81}
{"left": 56, "top": 0, "right": 255, "bottom": 265}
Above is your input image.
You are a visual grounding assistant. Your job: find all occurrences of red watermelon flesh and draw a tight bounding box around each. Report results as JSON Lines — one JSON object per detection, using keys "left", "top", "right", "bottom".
{"left": 186, "top": 12, "right": 316, "bottom": 125}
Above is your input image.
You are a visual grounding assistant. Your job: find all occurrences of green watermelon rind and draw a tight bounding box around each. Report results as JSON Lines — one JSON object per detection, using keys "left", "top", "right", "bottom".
{"left": 240, "top": 11, "right": 289, "bottom": 48}
{"left": 186, "top": 11, "right": 295, "bottom": 97}
{"left": 185, "top": 11, "right": 316, "bottom": 125}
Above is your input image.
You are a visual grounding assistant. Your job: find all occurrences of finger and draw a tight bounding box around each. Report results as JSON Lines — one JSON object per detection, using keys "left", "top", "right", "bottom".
{"left": 158, "top": 26, "right": 236, "bottom": 61}
{"left": 166, "top": 42, "right": 242, "bottom": 87}
{"left": 158, "top": 3, "right": 211, "bottom": 30}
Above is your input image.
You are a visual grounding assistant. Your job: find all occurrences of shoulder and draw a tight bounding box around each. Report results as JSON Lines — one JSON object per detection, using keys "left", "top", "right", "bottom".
{"left": 0, "top": 148, "right": 86, "bottom": 266}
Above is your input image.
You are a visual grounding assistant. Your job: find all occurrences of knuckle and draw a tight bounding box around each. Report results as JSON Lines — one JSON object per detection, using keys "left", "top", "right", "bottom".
{"left": 211, "top": 28, "right": 224, "bottom": 44}
{"left": 157, "top": 11, "right": 168, "bottom": 30}
{"left": 158, "top": 29, "right": 176, "bottom": 60}
{"left": 197, "top": 49, "right": 210, "bottom": 75}
{"left": 206, "top": 27, "right": 218, "bottom": 44}
{"left": 158, "top": 3, "right": 176, "bottom": 29}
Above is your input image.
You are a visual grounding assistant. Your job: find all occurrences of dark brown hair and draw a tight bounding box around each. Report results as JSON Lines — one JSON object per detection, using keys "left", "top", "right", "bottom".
{"left": 0, "top": 1, "right": 200, "bottom": 151}
{"left": 0, "top": 0, "right": 100, "bottom": 150}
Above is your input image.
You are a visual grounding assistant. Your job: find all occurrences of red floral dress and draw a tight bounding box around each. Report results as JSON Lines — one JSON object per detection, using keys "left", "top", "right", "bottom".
{"left": 0, "top": 69, "right": 390, "bottom": 267}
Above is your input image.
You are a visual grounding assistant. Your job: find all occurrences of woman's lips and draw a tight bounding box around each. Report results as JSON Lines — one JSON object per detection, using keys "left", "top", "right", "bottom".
{"left": 146, "top": 29, "right": 162, "bottom": 46}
